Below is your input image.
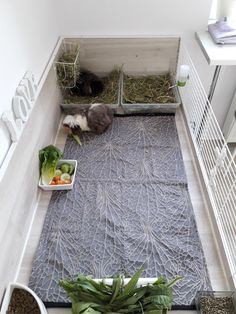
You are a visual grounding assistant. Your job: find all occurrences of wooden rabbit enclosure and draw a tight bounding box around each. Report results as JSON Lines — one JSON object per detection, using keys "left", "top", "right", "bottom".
{"left": 59, "top": 37, "right": 181, "bottom": 114}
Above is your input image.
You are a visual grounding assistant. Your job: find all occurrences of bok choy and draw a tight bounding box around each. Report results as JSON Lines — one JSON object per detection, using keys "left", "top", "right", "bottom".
{"left": 39, "top": 145, "right": 63, "bottom": 185}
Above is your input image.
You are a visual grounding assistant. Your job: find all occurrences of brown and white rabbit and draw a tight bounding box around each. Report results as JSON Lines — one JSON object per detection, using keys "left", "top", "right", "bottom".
{"left": 63, "top": 104, "right": 113, "bottom": 135}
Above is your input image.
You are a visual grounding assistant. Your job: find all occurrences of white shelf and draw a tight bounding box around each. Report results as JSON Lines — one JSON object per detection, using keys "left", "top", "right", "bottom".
{"left": 196, "top": 31, "right": 236, "bottom": 66}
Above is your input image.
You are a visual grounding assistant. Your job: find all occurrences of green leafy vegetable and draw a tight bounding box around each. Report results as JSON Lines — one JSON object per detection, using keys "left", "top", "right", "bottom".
{"left": 68, "top": 163, "right": 75, "bottom": 175}
{"left": 60, "top": 163, "right": 70, "bottom": 173}
{"left": 59, "top": 268, "right": 182, "bottom": 314}
{"left": 39, "top": 145, "right": 63, "bottom": 185}
{"left": 72, "top": 134, "right": 82, "bottom": 146}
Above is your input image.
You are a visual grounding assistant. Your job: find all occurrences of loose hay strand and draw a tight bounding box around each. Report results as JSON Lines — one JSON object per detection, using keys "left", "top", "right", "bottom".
{"left": 123, "top": 73, "right": 176, "bottom": 104}
{"left": 63, "top": 68, "right": 121, "bottom": 104}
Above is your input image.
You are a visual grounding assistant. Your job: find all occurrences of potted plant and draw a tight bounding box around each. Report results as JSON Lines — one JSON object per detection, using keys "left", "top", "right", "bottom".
{"left": 59, "top": 267, "right": 181, "bottom": 314}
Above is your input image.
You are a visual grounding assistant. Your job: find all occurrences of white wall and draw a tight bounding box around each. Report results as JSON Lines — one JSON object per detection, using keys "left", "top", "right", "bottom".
{"left": 0, "top": 0, "right": 61, "bottom": 299}
{"left": 0, "top": 0, "right": 59, "bottom": 166}
{"left": 58, "top": 0, "right": 212, "bottom": 37}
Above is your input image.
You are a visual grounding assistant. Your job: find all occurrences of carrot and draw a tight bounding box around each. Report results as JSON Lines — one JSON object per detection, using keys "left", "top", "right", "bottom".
{"left": 53, "top": 176, "right": 61, "bottom": 182}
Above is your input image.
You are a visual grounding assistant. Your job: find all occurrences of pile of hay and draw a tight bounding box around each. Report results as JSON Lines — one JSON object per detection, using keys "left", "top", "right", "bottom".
{"left": 63, "top": 69, "right": 120, "bottom": 104}
{"left": 123, "top": 73, "right": 176, "bottom": 104}
{"left": 55, "top": 51, "right": 80, "bottom": 88}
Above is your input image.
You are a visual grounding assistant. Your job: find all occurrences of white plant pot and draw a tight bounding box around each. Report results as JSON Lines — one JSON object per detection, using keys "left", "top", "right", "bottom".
{"left": 0, "top": 282, "right": 47, "bottom": 314}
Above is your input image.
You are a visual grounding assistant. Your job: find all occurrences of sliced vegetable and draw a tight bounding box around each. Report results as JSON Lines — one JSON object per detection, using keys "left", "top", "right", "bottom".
{"left": 54, "top": 176, "right": 61, "bottom": 182}
{"left": 72, "top": 134, "right": 82, "bottom": 146}
{"left": 68, "top": 164, "right": 75, "bottom": 175}
{"left": 60, "top": 163, "right": 70, "bottom": 173}
{"left": 61, "top": 173, "right": 71, "bottom": 181}
{"left": 39, "top": 145, "right": 63, "bottom": 185}
{"left": 55, "top": 169, "right": 62, "bottom": 177}
{"left": 64, "top": 179, "right": 72, "bottom": 184}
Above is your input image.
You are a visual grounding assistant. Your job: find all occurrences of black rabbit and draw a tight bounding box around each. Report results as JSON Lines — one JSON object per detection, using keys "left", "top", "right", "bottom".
{"left": 70, "top": 70, "right": 104, "bottom": 96}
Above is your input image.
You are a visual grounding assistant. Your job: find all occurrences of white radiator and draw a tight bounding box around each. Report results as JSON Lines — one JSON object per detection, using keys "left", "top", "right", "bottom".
{"left": 178, "top": 43, "right": 236, "bottom": 286}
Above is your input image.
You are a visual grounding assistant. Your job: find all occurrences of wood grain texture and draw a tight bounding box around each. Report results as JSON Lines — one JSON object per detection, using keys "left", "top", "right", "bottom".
{"left": 65, "top": 37, "right": 180, "bottom": 76}
{"left": 0, "top": 68, "right": 62, "bottom": 300}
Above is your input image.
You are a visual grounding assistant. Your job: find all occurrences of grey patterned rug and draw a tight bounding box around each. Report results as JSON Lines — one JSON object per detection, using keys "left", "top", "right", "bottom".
{"left": 29, "top": 115, "right": 211, "bottom": 307}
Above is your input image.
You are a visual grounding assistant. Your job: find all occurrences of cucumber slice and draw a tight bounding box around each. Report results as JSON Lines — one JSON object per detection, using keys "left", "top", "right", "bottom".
{"left": 55, "top": 169, "right": 62, "bottom": 176}
{"left": 61, "top": 173, "right": 71, "bottom": 181}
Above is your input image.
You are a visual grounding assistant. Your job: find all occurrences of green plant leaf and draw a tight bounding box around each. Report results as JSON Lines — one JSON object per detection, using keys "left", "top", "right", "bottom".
{"left": 166, "top": 275, "right": 182, "bottom": 288}
{"left": 114, "top": 287, "right": 146, "bottom": 309}
{"left": 115, "top": 267, "right": 144, "bottom": 301}
{"left": 72, "top": 302, "right": 100, "bottom": 314}
{"left": 59, "top": 269, "right": 181, "bottom": 314}
{"left": 39, "top": 145, "right": 63, "bottom": 185}
{"left": 146, "top": 284, "right": 171, "bottom": 296}
{"left": 109, "top": 276, "right": 122, "bottom": 304}
{"left": 142, "top": 294, "right": 172, "bottom": 308}
{"left": 153, "top": 277, "right": 166, "bottom": 286}
{"left": 86, "top": 279, "right": 112, "bottom": 295}
{"left": 144, "top": 310, "right": 163, "bottom": 314}
{"left": 82, "top": 307, "right": 101, "bottom": 314}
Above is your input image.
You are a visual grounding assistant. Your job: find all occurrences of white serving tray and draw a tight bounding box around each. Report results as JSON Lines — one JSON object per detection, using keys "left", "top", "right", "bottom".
{"left": 39, "top": 159, "right": 77, "bottom": 191}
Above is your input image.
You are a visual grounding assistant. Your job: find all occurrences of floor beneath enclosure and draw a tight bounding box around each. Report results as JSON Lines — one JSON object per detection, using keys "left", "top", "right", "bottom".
{"left": 17, "top": 108, "right": 228, "bottom": 313}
